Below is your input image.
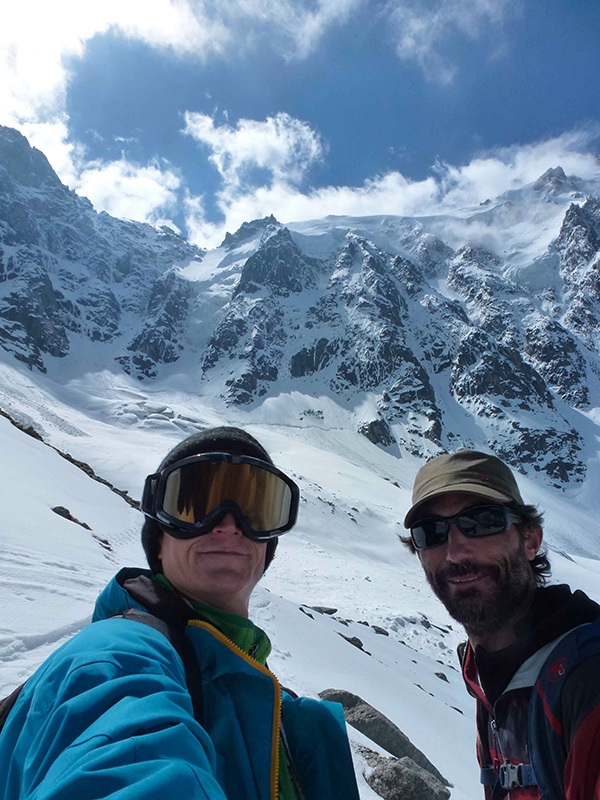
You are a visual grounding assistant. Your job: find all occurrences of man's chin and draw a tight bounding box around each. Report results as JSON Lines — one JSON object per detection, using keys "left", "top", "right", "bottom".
{"left": 434, "top": 584, "right": 492, "bottom": 626}
{"left": 436, "top": 577, "right": 489, "bottom": 603}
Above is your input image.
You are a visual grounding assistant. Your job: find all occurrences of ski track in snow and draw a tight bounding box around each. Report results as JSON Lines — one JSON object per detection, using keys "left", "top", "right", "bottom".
{"left": 0, "top": 618, "right": 91, "bottom": 662}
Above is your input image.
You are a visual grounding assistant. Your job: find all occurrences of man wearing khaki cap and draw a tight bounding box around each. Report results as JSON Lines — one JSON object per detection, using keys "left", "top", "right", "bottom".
{"left": 402, "top": 449, "right": 600, "bottom": 799}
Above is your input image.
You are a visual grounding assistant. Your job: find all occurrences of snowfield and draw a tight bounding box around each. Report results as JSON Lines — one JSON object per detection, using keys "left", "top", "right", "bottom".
{"left": 1, "top": 355, "right": 600, "bottom": 799}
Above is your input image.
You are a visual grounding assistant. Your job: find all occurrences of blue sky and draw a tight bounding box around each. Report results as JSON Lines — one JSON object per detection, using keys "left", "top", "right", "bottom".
{"left": 2, "top": 1, "right": 600, "bottom": 247}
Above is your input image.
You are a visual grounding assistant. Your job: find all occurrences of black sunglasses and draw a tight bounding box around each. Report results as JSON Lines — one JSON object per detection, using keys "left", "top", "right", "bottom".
{"left": 410, "top": 505, "right": 522, "bottom": 550}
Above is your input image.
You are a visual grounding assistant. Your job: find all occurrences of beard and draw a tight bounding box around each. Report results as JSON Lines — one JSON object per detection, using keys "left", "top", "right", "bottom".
{"left": 423, "top": 539, "right": 536, "bottom": 637}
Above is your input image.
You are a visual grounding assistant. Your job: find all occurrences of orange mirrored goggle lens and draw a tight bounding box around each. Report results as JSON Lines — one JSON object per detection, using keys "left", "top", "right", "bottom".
{"left": 162, "top": 460, "right": 295, "bottom": 533}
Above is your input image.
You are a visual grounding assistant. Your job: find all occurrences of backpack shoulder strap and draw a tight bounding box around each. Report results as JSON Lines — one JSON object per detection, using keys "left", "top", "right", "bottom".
{"left": 117, "top": 573, "right": 205, "bottom": 723}
{"left": 120, "top": 608, "right": 204, "bottom": 725}
{"left": 529, "top": 617, "right": 600, "bottom": 800}
{"left": 0, "top": 683, "right": 26, "bottom": 734}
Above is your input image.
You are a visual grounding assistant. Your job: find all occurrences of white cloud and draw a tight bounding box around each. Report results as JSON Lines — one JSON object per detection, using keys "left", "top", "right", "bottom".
{"left": 183, "top": 111, "right": 325, "bottom": 187}
{"left": 229, "top": 0, "right": 362, "bottom": 60}
{"left": 0, "top": 1, "right": 358, "bottom": 229}
{"left": 0, "top": 1, "right": 358, "bottom": 132}
{"left": 74, "top": 158, "right": 181, "bottom": 227}
{"left": 13, "top": 116, "right": 183, "bottom": 229}
{"left": 436, "top": 126, "right": 600, "bottom": 206}
{"left": 384, "top": 0, "right": 518, "bottom": 83}
{"left": 184, "top": 124, "right": 600, "bottom": 249}
{"left": 186, "top": 170, "right": 441, "bottom": 248}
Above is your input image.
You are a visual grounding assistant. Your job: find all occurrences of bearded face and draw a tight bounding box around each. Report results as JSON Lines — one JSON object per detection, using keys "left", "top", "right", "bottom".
{"left": 415, "top": 493, "right": 541, "bottom": 640}
{"left": 421, "top": 534, "right": 536, "bottom": 636}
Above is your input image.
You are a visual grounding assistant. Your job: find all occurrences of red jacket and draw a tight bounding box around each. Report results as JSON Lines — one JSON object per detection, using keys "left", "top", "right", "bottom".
{"left": 459, "top": 585, "right": 600, "bottom": 799}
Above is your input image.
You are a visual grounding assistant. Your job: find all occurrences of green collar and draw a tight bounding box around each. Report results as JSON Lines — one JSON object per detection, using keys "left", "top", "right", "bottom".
{"left": 154, "top": 574, "right": 272, "bottom": 664}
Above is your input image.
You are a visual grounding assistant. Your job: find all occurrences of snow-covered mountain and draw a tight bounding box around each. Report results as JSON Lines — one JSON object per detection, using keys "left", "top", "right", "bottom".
{"left": 2, "top": 124, "right": 600, "bottom": 799}
{"left": 3, "top": 125, "right": 600, "bottom": 487}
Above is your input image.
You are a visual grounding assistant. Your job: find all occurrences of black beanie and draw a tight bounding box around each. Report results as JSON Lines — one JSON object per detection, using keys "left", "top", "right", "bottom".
{"left": 141, "top": 426, "right": 279, "bottom": 573}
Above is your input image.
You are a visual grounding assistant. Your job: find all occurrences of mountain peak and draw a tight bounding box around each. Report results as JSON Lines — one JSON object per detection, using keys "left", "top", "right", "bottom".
{"left": 220, "top": 214, "right": 281, "bottom": 250}
{"left": 532, "top": 165, "right": 580, "bottom": 195}
{"left": 0, "top": 125, "right": 62, "bottom": 189}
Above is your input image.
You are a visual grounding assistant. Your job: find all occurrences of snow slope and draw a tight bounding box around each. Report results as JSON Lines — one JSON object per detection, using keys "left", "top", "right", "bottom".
{"left": 2, "top": 352, "right": 600, "bottom": 799}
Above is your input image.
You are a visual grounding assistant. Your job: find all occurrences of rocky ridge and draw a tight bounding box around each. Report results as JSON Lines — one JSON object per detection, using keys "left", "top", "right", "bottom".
{"left": 0, "top": 126, "right": 204, "bottom": 374}
{"left": 1, "top": 126, "right": 600, "bottom": 486}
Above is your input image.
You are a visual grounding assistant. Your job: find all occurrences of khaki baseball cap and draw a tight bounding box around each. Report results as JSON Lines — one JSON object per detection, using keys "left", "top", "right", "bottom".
{"left": 403, "top": 450, "right": 524, "bottom": 528}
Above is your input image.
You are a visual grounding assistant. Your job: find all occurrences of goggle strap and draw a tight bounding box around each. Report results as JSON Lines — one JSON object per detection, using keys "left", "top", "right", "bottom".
{"left": 141, "top": 473, "right": 160, "bottom": 516}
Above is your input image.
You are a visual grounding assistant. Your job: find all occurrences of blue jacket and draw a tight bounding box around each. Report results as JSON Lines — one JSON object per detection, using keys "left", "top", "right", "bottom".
{"left": 0, "top": 569, "right": 360, "bottom": 800}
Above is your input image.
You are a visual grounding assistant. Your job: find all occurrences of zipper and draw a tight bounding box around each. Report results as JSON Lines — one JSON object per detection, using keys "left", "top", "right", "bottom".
{"left": 188, "top": 619, "right": 282, "bottom": 800}
{"left": 490, "top": 718, "right": 510, "bottom": 797}
{"left": 490, "top": 715, "right": 509, "bottom": 767}
{"left": 490, "top": 718, "right": 501, "bottom": 758}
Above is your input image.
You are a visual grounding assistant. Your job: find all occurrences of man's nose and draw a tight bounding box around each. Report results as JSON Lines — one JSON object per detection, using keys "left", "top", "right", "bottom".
{"left": 210, "top": 512, "right": 243, "bottom": 535}
{"left": 444, "top": 524, "right": 475, "bottom": 562}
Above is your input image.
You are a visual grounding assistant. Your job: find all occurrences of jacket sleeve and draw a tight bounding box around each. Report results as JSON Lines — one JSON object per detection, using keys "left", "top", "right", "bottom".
{"left": 1, "top": 618, "right": 229, "bottom": 800}
{"left": 281, "top": 693, "right": 361, "bottom": 800}
{"left": 562, "top": 655, "right": 600, "bottom": 800}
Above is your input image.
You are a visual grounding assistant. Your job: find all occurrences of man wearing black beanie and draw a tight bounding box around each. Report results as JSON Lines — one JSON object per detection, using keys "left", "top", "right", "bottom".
{"left": 141, "top": 426, "right": 281, "bottom": 582}
{"left": 0, "top": 427, "right": 360, "bottom": 800}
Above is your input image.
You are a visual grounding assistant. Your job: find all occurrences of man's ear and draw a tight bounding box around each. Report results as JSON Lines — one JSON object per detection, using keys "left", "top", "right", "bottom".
{"left": 525, "top": 526, "right": 543, "bottom": 561}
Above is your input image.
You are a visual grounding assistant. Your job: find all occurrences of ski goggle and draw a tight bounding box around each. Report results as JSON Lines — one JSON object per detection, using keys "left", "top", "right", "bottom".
{"left": 141, "top": 453, "right": 300, "bottom": 541}
{"left": 410, "top": 505, "right": 522, "bottom": 550}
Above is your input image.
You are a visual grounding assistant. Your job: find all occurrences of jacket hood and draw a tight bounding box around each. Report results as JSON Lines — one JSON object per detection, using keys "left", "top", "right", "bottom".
{"left": 520, "top": 584, "right": 600, "bottom": 655}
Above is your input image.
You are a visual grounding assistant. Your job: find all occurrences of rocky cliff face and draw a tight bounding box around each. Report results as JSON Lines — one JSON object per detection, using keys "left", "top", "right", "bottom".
{"left": 2, "top": 126, "right": 600, "bottom": 487}
{"left": 0, "top": 126, "right": 204, "bottom": 374}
